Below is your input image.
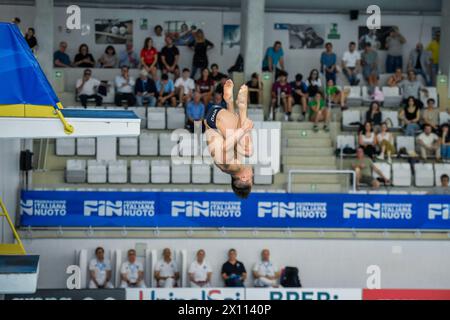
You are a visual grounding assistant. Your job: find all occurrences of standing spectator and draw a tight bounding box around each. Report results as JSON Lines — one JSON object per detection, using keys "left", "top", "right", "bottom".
{"left": 365, "top": 101, "right": 382, "bottom": 129}
{"left": 271, "top": 71, "right": 293, "bottom": 121}
{"left": 326, "top": 79, "right": 349, "bottom": 109}
{"left": 160, "top": 36, "right": 180, "bottom": 76}
{"left": 174, "top": 68, "right": 196, "bottom": 107}
{"left": 387, "top": 68, "right": 405, "bottom": 87}
{"left": 221, "top": 249, "right": 247, "bottom": 287}
{"left": 417, "top": 124, "right": 441, "bottom": 161}
{"left": 309, "top": 92, "right": 330, "bottom": 132}
{"left": 352, "top": 147, "right": 390, "bottom": 190}
{"left": 206, "top": 92, "right": 226, "bottom": 113}
{"left": 24, "top": 27, "right": 37, "bottom": 52}
{"left": 253, "top": 249, "right": 279, "bottom": 288}
{"left": 154, "top": 248, "right": 179, "bottom": 288}
{"left": 376, "top": 122, "right": 396, "bottom": 164}
{"left": 342, "top": 41, "right": 361, "bottom": 86}
{"left": 407, "top": 43, "right": 432, "bottom": 86}
{"left": 140, "top": 37, "right": 158, "bottom": 79}
{"left": 188, "top": 249, "right": 212, "bottom": 288}
{"left": 74, "top": 44, "right": 95, "bottom": 68}
{"left": 306, "top": 69, "right": 322, "bottom": 98}
{"left": 156, "top": 73, "right": 177, "bottom": 107}
{"left": 358, "top": 122, "right": 378, "bottom": 159}
{"left": 290, "top": 73, "right": 308, "bottom": 120}
{"left": 153, "top": 25, "right": 165, "bottom": 51}
{"left": 210, "top": 63, "right": 226, "bottom": 83}
{"left": 422, "top": 98, "right": 439, "bottom": 132}
{"left": 76, "top": 69, "right": 102, "bottom": 108}
{"left": 247, "top": 73, "right": 263, "bottom": 105}
{"left": 114, "top": 66, "right": 136, "bottom": 107}
{"left": 430, "top": 174, "right": 450, "bottom": 195}
{"left": 361, "top": 42, "right": 379, "bottom": 94}
{"left": 385, "top": 27, "right": 406, "bottom": 73}
{"left": 186, "top": 92, "right": 205, "bottom": 132}
{"left": 262, "top": 41, "right": 285, "bottom": 78}
{"left": 53, "top": 41, "right": 71, "bottom": 68}
{"left": 320, "top": 42, "right": 337, "bottom": 83}
{"left": 98, "top": 45, "right": 118, "bottom": 68}
{"left": 119, "top": 42, "right": 139, "bottom": 68}
{"left": 196, "top": 67, "right": 214, "bottom": 106}
{"left": 188, "top": 29, "right": 214, "bottom": 79}
{"left": 135, "top": 69, "right": 157, "bottom": 107}
{"left": 399, "top": 97, "right": 421, "bottom": 136}
{"left": 440, "top": 124, "right": 450, "bottom": 160}
{"left": 89, "top": 247, "right": 113, "bottom": 289}
{"left": 426, "top": 30, "right": 440, "bottom": 86}
{"left": 120, "top": 249, "right": 146, "bottom": 288}
{"left": 399, "top": 70, "right": 429, "bottom": 107}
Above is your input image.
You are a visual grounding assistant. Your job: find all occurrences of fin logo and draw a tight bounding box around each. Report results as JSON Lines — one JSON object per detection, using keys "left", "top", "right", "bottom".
{"left": 343, "top": 203, "right": 380, "bottom": 219}
{"left": 258, "top": 202, "right": 295, "bottom": 218}
{"left": 84, "top": 201, "right": 123, "bottom": 217}
{"left": 428, "top": 204, "right": 450, "bottom": 220}
{"left": 171, "top": 201, "right": 209, "bottom": 217}
{"left": 20, "top": 199, "right": 34, "bottom": 216}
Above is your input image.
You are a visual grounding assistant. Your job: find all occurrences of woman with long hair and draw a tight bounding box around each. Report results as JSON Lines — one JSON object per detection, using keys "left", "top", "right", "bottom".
{"left": 188, "top": 29, "right": 214, "bottom": 79}
{"left": 366, "top": 101, "right": 382, "bottom": 129}
{"left": 376, "top": 122, "right": 396, "bottom": 163}
{"left": 196, "top": 67, "right": 214, "bottom": 106}
{"left": 73, "top": 43, "right": 95, "bottom": 68}
{"left": 98, "top": 45, "right": 118, "bottom": 68}
{"left": 399, "top": 96, "right": 421, "bottom": 136}
{"left": 140, "top": 37, "right": 158, "bottom": 79}
{"left": 358, "top": 121, "right": 378, "bottom": 159}
{"left": 307, "top": 69, "right": 322, "bottom": 97}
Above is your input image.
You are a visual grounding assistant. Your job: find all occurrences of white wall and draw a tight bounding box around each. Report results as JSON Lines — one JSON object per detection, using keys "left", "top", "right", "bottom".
{"left": 23, "top": 238, "right": 450, "bottom": 289}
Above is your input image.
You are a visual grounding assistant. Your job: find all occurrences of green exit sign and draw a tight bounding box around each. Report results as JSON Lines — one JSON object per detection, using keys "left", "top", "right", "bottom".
{"left": 437, "top": 75, "right": 447, "bottom": 84}
{"left": 263, "top": 74, "right": 271, "bottom": 80}
{"left": 55, "top": 71, "right": 62, "bottom": 78}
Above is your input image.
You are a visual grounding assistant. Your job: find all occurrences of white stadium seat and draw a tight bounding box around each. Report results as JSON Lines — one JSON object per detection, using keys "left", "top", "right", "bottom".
{"left": 128, "top": 107, "right": 147, "bottom": 129}
{"left": 392, "top": 163, "right": 412, "bottom": 187}
{"left": 342, "top": 110, "right": 360, "bottom": 130}
{"left": 414, "top": 163, "right": 435, "bottom": 187}
{"left": 77, "top": 138, "right": 96, "bottom": 156}
{"left": 420, "top": 87, "right": 438, "bottom": 108}
{"left": 434, "top": 164, "right": 450, "bottom": 187}
{"left": 373, "top": 163, "right": 391, "bottom": 181}
{"left": 66, "top": 159, "right": 86, "bottom": 183}
{"left": 439, "top": 112, "right": 450, "bottom": 125}
{"left": 248, "top": 107, "right": 265, "bottom": 122}
{"left": 87, "top": 160, "right": 107, "bottom": 184}
{"left": 336, "top": 135, "right": 356, "bottom": 150}
{"left": 344, "top": 86, "right": 362, "bottom": 106}
{"left": 139, "top": 132, "right": 158, "bottom": 156}
{"left": 192, "top": 164, "right": 211, "bottom": 184}
{"left": 119, "top": 137, "right": 138, "bottom": 156}
{"left": 213, "top": 166, "right": 231, "bottom": 184}
{"left": 382, "top": 86, "right": 402, "bottom": 107}
{"left": 108, "top": 160, "right": 128, "bottom": 184}
{"left": 151, "top": 160, "right": 170, "bottom": 183}
{"left": 130, "top": 160, "right": 150, "bottom": 184}
{"left": 396, "top": 136, "right": 415, "bottom": 155}
{"left": 167, "top": 107, "right": 186, "bottom": 130}
{"left": 171, "top": 164, "right": 191, "bottom": 183}
{"left": 159, "top": 132, "right": 179, "bottom": 156}
{"left": 254, "top": 166, "right": 273, "bottom": 185}
{"left": 147, "top": 107, "right": 166, "bottom": 129}
{"left": 56, "top": 138, "right": 76, "bottom": 156}
{"left": 381, "top": 111, "right": 400, "bottom": 129}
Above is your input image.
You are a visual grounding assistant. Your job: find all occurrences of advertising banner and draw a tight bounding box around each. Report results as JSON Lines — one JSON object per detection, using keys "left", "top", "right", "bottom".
{"left": 5, "top": 289, "right": 125, "bottom": 300}
{"left": 245, "top": 288, "right": 362, "bottom": 300}
{"left": 126, "top": 288, "right": 245, "bottom": 300}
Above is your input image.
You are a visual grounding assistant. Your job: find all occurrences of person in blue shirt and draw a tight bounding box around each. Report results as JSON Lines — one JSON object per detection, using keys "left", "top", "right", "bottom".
{"left": 262, "top": 41, "right": 285, "bottom": 78}
{"left": 135, "top": 69, "right": 158, "bottom": 107}
{"left": 156, "top": 73, "right": 177, "bottom": 107}
{"left": 320, "top": 42, "right": 337, "bottom": 83}
{"left": 53, "top": 41, "right": 71, "bottom": 67}
{"left": 206, "top": 92, "right": 226, "bottom": 114}
{"left": 186, "top": 92, "right": 205, "bottom": 132}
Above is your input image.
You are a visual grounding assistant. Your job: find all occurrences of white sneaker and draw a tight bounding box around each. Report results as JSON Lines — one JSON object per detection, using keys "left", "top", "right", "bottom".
{"left": 376, "top": 155, "right": 384, "bottom": 161}
{"left": 387, "top": 156, "right": 392, "bottom": 164}
{"left": 177, "top": 103, "right": 183, "bottom": 107}
{"left": 284, "top": 114, "right": 289, "bottom": 121}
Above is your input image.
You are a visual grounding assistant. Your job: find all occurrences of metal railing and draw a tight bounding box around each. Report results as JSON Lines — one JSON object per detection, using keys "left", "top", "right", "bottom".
{"left": 287, "top": 169, "right": 357, "bottom": 193}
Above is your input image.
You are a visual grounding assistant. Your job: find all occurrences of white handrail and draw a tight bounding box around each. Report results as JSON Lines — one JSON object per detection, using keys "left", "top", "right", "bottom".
{"left": 288, "top": 169, "right": 357, "bottom": 193}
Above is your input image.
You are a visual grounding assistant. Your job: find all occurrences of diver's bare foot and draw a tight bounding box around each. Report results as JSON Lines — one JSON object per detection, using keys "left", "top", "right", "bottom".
{"left": 223, "top": 79, "right": 234, "bottom": 105}
{"left": 237, "top": 84, "right": 248, "bottom": 112}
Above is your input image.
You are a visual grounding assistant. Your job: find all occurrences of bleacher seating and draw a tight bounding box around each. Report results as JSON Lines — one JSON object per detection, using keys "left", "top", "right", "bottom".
{"left": 213, "top": 166, "right": 231, "bottom": 184}
{"left": 434, "top": 164, "right": 450, "bottom": 186}
{"left": 151, "top": 160, "right": 171, "bottom": 183}
{"left": 420, "top": 87, "right": 438, "bottom": 107}
{"left": 336, "top": 135, "right": 356, "bottom": 154}
{"left": 381, "top": 111, "right": 400, "bottom": 129}
{"left": 166, "top": 107, "right": 186, "bottom": 130}
{"left": 392, "top": 163, "right": 412, "bottom": 187}
{"left": 130, "top": 160, "right": 150, "bottom": 184}
{"left": 128, "top": 107, "right": 147, "bottom": 129}
{"left": 373, "top": 163, "right": 391, "bottom": 181}
{"left": 440, "top": 112, "right": 450, "bottom": 125}
{"left": 414, "top": 163, "right": 435, "bottom": 187}
{"left": 119, "top": 137, "right": 139, "bottom": 156}
{"left": 344, "top": 86, "right": 362, "bottom": 107}
{"left": 192, "top": 164, "right": 211, "bottom": 184}
{"left": 108, "top": 160, "right": 128, "bottom": 184}
{"left": 66, "top": 159, "right": 87, "bottom": 183}
{"left": 77, "top": 138, "right": 96, "bottom": 156}
{"left": 87, "top": 160, "right": 107, "bottom": 184}
{"left": 159, "top": 132, "right": 178, "bottom": 156}
{"left": 139, "top": 132, "right": 158, "bottom": 156}
{"left": 342, "top": 110, "right": 360, "bottom": 130}
{"left": 147, "top": 107, "right": 166, "bottom": 129}
{"left": 382, "top": 87, "right": 402, "bottom": 107}
{"left": 396, "top": 136, "right": 415, "bottom": 155}
{"left": 56, "top": 138, "right": 76, "bottom": 156}
{"left": 171, "top": 164, "right": 191, "bottom": 183}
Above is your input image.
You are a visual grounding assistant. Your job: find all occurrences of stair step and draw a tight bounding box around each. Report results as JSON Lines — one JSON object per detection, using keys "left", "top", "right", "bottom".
{"left": 282, "top": 156, "right": 336, "bottom": 166}
{"left": 274, "top": 173, "right": 348, "bottom": 184}
{"left": 285, "top": 138, "right": 332, "bottom": 147}
{"left": 282, "top": 130, "right": 331, "bottom": 139}
{"left": 282, "top": 147, "right": 334, "bottom": 156}
{"left": 289, "top": 183, "right": 344, "bottom": 193}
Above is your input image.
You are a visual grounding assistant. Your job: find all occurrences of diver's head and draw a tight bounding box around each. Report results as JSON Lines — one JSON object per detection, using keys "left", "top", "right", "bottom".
{"left": 231, "top": 167, "right": 253, "bottom": 199}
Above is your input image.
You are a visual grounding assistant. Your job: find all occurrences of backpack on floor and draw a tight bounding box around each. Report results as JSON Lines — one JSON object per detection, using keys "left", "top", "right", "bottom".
{"left": 280, "top": 266, "right": 302, "bottom": 288}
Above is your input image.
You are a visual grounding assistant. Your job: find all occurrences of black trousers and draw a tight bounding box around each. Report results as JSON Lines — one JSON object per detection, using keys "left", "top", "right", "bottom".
{"left": 79, "top": 94, "right": 102, "bottom": 107}
{"left": 115, "top": 92, "right": 136, "bottom": 107}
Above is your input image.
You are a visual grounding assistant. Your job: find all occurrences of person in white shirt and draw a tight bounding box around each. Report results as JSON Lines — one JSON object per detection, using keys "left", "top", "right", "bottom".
{"left": 120, "top": 249, "right": 146, "bottom": 288}
{"left": 188, "top": 249, "right": 212, "bottom": 288}
{"left": 114, "top": 66, "right": 136, "bottom": 106}
{"left": 153, "top": 25, "right": 166, "bottom": 51}
{"left": 174, "top": 68, "right": 196, "bottom": 107}
{"left": 252, "top": 249, "right": 280, "bottom": 288}
{"left": 342, "top": 41, "right": 361, "bottom": 86}
{"left": 154, "top": 248, "right": 179, "bottom": 288}
{"left": 76, "top": 69, "right": 102, "bottom": 107}
{"left": 89, "top": 247, "right": 114, "bottom": 289}
{"left": 417, "top": 124, "right": 441, "bottom": 160}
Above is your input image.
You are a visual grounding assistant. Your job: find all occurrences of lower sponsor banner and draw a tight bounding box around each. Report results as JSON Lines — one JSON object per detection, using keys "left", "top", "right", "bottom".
{"left": 245, "top": 288, "right": 362, "bottom": 300}
{"left": 5, "top": 288, "right": 125, "bottom": 300}
{"left": 126, "top": 288, "right": 245, "bottom": 300}
{"left": 362, "top": 289, "right": 450, "bottom": 300}
{"left": 20, "top": 190, "right": 450, "bottom": 229}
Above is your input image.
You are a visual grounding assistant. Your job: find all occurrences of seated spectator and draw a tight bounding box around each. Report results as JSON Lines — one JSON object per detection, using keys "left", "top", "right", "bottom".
{"left": 89, "top": 247, "right": 113, "bottom": 289}
{"left": 154, "top": 248, "right": 179, "bottom": 288}
{"left": 160, "top": 36, "right": 180, "bottom": 76}
{"left": 247, "top": 73, "right": 263, "bottom": 105}
{"left": 422, "top": 98, "right": 439, "bottom": 132}
{"left": 206, "top": 92, "right": 226, "bottom": 113}
{"left": 407, "top": 43, "right": 432, "bottom": 86}
{"left": 24, "top": 27, "right": 38, "bottom": 51}
{"left": 73, "top": 43, "right": 95, "bottom": 68}
{"left": 359, "top": 122, "right": 378, "bottom": 159}
{"left": 114, "top": 66, "right": 136, "bottom": 107}
{"left": 175, "top": 68, "right": 196, "bottom": 107}
{"left": 135, "top": 69, "right": 157, "bottom": 107}
{"left": 326, "top": 79, "right": 349, "bottom": 109}
{"left": 120, "top": 249, "right": 146, "bottom": 288}
{"left": 53, "top": 41, "right": 71, "bottom": 67}
{"left": 196, "top": 67, "right": 215, "bottom": 106}
{"left": 140, "top": 37, "right": 158, "bottom": 79}
{"left": 399, "top": 97, "right": 421, "bottom": 136}
{"left": 214, "top": 74, "right": 229, "bottom": 99}
{"left": 76, "top": 69, "right": 102, "bottom": 108}
{"left": 119, "top": 42, "right": 139, "bottom": 68}
{"left": 262, "top": 41, "right": 285, "bottom": 79}
{"left": 290, "top": 73, "right": 308, "bottom": 119}
{"left": 440, "top": 124, "right": 450, "bottom": 160}
{"left": 417, "top": 124, "right": 441, "bottom": 161}
{"left": 271, "top": 71, "right": 293, "bottom": 121}
{"left": 320, "top": 42, "right": 338, "bottom": 83}
{"left": 361, "top": 42, "right": 379, "bottom": 95}
{"left": 156, "top": 73, "right": 177, "bottom": 107}
{"left": 387, "top": 68, "right": 405, "bottom": 87}
{"left": 430, "top": 174, "right": 450, "bottom": 195}
{"left": 307, "top": 69, "right": 322, "bottom": 97}
{"left": 253, "top": 249, "right": 279, "bottom": 288}
{"left": 188, "top": 249, "right": 212, "bottom": 288}
{"left": 399, "top": 70, "right": 428, "bottom": 107}
{"left": 341, "top": 41, "right": 361, "bottom": 86}
{"left": 365, "top": 101, "right": 382, "bottom": 129}
{"left": 98, "top": 45, "right": 118, "bottom": 68}
{"left": 308, "top": 92, "right": 330, "bottom": 132}
{"left": 376, "top": 122, "right": 395, "bottom": 164}
{"left": 221, "top": 249, "right": 247, "bottom": 287}
{"left": 352, "top": 147, "right": 390, "bottom": 190}
{"left": 210, "top": 63, "right": 226, "bottom": 83}
{"left": 186, "top": 92, "right": 205, "bottom": 133}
